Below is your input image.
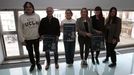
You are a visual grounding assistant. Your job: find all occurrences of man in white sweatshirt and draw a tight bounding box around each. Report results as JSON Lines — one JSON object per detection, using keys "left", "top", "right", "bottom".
{"left": 18, "top": 2, "right": 42, "bottom": 72}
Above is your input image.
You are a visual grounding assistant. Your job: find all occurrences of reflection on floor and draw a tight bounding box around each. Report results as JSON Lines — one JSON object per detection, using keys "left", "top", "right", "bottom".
{"left": 0, "top": 53, "right": 134, "bottom": 75}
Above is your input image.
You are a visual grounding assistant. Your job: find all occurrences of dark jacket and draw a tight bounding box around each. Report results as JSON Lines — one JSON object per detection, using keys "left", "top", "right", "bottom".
{"left": 91, "top": 15, "right": 105, "bottom": 34}
{"left": 105, "top": 17, "right": 121, "bottom": 43}
{"left": 76, "top": 17, "right": 93, "bottom": 37}
{"left": 39, "top": 16, "right": 60, "bottom": 36}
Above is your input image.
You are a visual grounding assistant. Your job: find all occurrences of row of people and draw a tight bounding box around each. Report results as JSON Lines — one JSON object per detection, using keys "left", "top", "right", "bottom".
{"left": 18, "top": 2, "right": 121, "bottom": 72}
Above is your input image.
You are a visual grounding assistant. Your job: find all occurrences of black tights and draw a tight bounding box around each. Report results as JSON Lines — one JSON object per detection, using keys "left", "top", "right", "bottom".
{"left": 91, "top": 50, "right": 100, "bottom": 59}
{"left": 78, "top": 36, "right": 91, "bottom": 60}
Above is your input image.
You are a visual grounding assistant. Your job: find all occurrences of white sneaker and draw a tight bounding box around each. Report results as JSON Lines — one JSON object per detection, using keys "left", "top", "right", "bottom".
{"left": 81, "top": 60, "right": 84, "bottom": 66}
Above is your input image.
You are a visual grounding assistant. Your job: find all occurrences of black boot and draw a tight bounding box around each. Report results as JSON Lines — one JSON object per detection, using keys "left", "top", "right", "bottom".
{"left": 91, "top": 51, "right": 95, "bottom": 64}
{"left": 95, "top": 57, "right": 99, "bottom": 64}
{"left": 29, "top": 64, "right": 35, "bottom": 72}
{"left": 96, "top": 51, "right": 100, "bottom": 64}
{"left": 103, "top": 58, "right": 109, "bottom": 63}
{"left": 92, "top": 58, "right": 95, "bottom": 65}
{"left": 37, "top": 63, "right": 42, "bottom": 70}
{"left": 109, "top": 63, "right": 116, "bottom": 67}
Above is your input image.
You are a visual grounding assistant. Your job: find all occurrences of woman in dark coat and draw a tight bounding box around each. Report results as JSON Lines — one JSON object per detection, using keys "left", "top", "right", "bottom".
{"left": 103, "top": 7, "right": 121, "bottom": 67}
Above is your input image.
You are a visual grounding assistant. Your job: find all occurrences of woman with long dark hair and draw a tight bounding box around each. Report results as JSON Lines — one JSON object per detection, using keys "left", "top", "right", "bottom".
{"left": 91, "top": 6, "right": 105, "bottom": 64}
{"left": 103, "top": 7, "right": 121, "bottom": 67}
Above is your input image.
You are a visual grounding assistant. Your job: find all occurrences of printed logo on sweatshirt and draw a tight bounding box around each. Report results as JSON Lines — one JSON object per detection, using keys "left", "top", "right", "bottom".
{"left": 23, "top": 18, "right": 39, "bottom": 27}
{"left": 24, "top": 21, "right": 39, "bottom": 27}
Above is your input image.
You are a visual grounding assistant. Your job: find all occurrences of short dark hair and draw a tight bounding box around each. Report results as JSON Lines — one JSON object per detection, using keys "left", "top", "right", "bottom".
{"left": 23, "top": 2, "right": 35, "bottom": 14}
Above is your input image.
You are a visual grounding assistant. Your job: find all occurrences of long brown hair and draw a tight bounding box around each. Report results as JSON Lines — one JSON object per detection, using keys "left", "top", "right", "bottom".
{"left": 106, "top": 7, "right": 117, "bottom": 24}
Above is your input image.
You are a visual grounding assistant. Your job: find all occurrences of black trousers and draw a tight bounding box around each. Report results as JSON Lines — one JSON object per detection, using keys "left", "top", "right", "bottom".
{"left": 78, "top": 36, "right": 91, "bottom": 60}
{"left": 64, "top": 41, "right": 75, "bottom": 64}
{"left": 106, "top": 42, "right": 117, "bottom": 63}
{"left": 45, "top": 41, "right": 58, "bottom": 65}
{"left": 25, "top": 39, "right": 40, "bottom": 65}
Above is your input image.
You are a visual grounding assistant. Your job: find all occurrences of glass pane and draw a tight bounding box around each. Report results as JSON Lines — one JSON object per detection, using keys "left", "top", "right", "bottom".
{"left": 0, "top": 11, "right": 16, "bottom": 31}
{"left": 119, "top": 11, "right": 134, "bottom": 46}
{"left": 18, "top": 11, "right": 23, "bottom": 17}
{"left": 3, "top": 34, "right": 20, "bottom": 56}
{"left": 35, "top": 10, "right": 46, "bottom": 19}
{"left": 53, "top": 10, "right": 65, "bottom": 22}
{"left": 23, "top": 46, "right": 28, "bottom": 55}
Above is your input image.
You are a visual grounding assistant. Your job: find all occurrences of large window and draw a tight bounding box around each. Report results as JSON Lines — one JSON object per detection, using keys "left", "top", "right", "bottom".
{"left": 0, "top": 11, "right": 20, "bottom": 57}
{"left": 0, "top": 11, "right": 16, "bottom": 31}
{"left": 0, "top": 9, "right": 134, "bottom": 58}
{"left": 3, "top": 34, "right": 19, "bottom": 56}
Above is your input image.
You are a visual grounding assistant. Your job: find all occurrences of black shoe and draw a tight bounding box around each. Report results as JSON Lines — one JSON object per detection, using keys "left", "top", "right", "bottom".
{"left": 109, "top": 63, "right": 116, "bottom": 67}
{"left": 37, "top": 64, "right": 42, "bottom": 70}
{"left": 45, "top": 64, "right": 50, "bottom": 70}
{"left": 92, "top": 59, "right": 95, "bottom": 65}
{"left": 55, "top": 64, "right": 59, "bottom": 69}
{"left": 103, "top": 58, "right": 108, "bottom": 63}
{"left": 29, "top": 64, "right": 35, "bottom": 72}
{"left": 96, "top": 58, "right": 99, "bottom": 64}
{"left": 84, "top": 60, "right": 88, "bottom": 65}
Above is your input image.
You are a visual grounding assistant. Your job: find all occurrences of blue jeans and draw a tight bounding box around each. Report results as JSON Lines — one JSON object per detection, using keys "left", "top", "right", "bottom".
{"left": 64, "top": 41, "right": 75, "bottom": 64}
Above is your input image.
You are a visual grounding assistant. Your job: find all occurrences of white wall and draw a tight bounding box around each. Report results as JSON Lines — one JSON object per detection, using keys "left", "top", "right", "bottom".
{"left": 0, "top": 0, "right": 133, "bottom": 10}
{"left": 0, "top": 39, "right": 4, "bottom": 64}
{"left": 0, "top": 17, "right": 4, "bottom": 64}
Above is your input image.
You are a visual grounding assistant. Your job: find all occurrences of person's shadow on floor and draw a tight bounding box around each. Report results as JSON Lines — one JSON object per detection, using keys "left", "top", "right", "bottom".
{"left": 102, "top": 64, "right": 116, "bottom": 75}
{"left": 66, "top": 66, "right": 75, "bottom": 75}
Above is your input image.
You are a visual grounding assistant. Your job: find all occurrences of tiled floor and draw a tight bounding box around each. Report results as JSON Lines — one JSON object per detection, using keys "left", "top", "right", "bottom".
{"left": 0, "top": 52, "right": 134, "bottom": 75}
